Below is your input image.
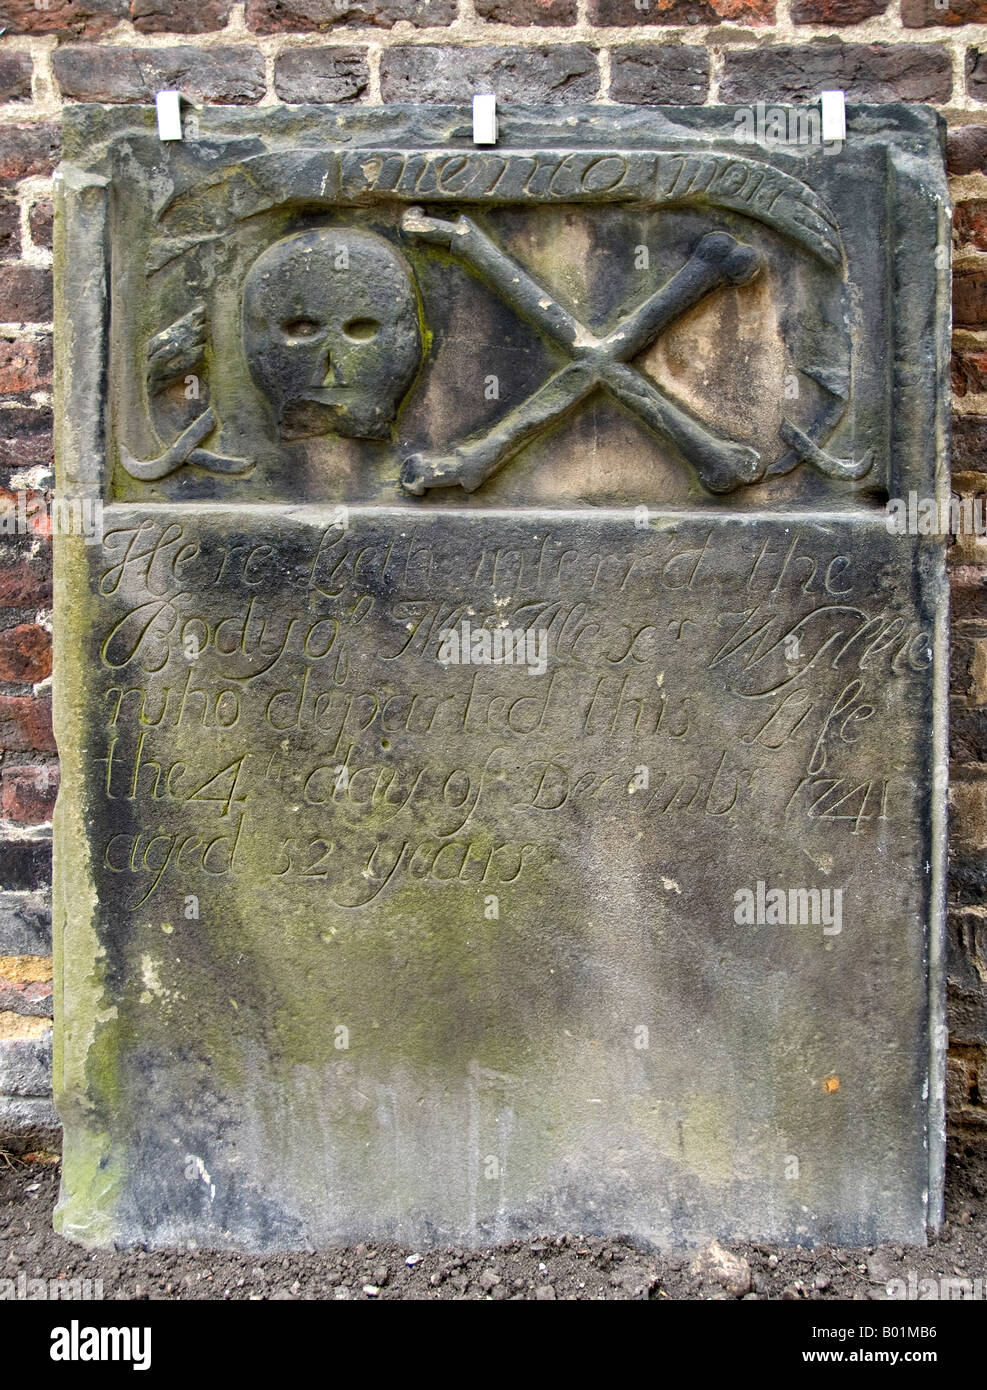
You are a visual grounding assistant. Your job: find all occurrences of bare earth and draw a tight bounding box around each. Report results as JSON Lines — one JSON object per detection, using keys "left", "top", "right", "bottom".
{"left": 1, "top": 1139, "right": 984, "bottom": 1301}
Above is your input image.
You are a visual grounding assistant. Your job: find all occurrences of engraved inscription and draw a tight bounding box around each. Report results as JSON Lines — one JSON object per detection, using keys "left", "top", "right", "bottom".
{"left": 89, "top": 516, "right": 928, "bottom": 913}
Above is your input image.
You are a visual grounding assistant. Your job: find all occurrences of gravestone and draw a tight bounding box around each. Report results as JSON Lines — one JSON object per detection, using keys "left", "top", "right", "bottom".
{"left": 52, "top": 103, "right": 949, "bottom": 1250}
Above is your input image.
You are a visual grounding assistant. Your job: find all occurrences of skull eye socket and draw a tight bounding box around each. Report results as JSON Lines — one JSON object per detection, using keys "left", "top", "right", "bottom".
{"left": 343, "top": 318, "right": 381, "bottom": 342}
{"left": 281, "top": 318, "right": 322, "bottom": 340}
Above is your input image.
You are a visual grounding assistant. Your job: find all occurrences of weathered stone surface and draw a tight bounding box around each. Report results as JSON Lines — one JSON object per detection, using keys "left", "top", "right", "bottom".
{"left": 53, "top": 105, "right": 948, "bottom": 1251}
{"left": 720, "top": 43, "right": 953, "bottom": 105}
{"left": 273, "top": 48, "right": 370, "bottom": 103}
{"left": 609, "top": 45, "right": 709, "bottom": 105}
{"left": 380, "top": 45, "right": 599, "bottom": 103}
{"left": 52, "top": 45, "right": 266, "bottom": 105}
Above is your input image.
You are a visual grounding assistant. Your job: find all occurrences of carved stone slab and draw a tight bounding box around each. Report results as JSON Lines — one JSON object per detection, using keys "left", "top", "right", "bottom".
{"left": 53, "top": 105, "right": 949, "bottom": 1250}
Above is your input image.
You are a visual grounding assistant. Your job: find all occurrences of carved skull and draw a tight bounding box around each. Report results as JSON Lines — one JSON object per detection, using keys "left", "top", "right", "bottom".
{"left": 242, "top": 228, "right": 422, "bottom": 441}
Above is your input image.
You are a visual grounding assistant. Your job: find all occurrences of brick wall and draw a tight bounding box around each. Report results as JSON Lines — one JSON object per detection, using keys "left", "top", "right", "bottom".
{"left": 0, "top": 0, "right": 985, "bottom": 1156}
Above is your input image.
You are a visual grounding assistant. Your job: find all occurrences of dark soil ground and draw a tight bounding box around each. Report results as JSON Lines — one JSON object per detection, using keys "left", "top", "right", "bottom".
{"left": 2, "top": 1139, "right": 985, "bottom": 1301}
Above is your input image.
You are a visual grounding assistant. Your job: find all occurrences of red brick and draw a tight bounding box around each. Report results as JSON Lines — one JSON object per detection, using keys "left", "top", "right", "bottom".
{"left": 53, "top": 45, "right": 265, "bottom": 104}
{"left": 953, "top": 414, "right": 987, "bottom": 473}
{"left": 0, "top": 125, "right": 60, "bottom": 183}
{"left": 0, "top": 51, "right": 32, "bottom": 101}
{"left": 610, "top": 46, "right": 709, "bottom": 104}
{"left": 948, "top": 125, "right": 987, "bottom": 175}
{"left": 950, "top": 631, "right": 977, "bottom": 700}
{"left": 0, "top": 406, "right": 53, "bottom": 471}
{"left": 954, "top": 347, "right": 987, "bottom": 395}
{"left": 130, "top": 0, "right": 234, "bottom": 31}
{"left": 0, "top": 436, "right": 52, "bottom": 471}
{"left": 380, "top": 45, "right": 599, "bottom": 103}
{"left": 0, "top": 489, "right": 50, "bottom": 538}
{"left": 273, "top": 49, "right": 369, "bottom": 103}
{"left": 956, "top": 201, "right": 987, "bottom": 253}
{"left": 969, "top": 48, "right": 987, "bottom": 101}
{"left": 0, "top": 0, "right": 128, "bottom": 36}
{"left": 0, "top": 973, "right": 52, "bottom": 1015}
{"left": 720, "top": 42, "right": 952, "bottom": 104}
{"left": 792, "top": 0, "right": 888, "bottom": 17}
{"left": 0, "top": 764, "right": 58, "bottom": 824}
{"left": 0, "top": 196, "right": 19, "bottom": 262}
{"left": 951, "top": 569, "right": 987, "bottom": 620}
{"left": 0, "top": 548, "right": 52, "bottom": 608}
{"left": 0, "top": 623, "right": 50, "bottom": 683}
{"left": 0, "top": 696, "right": 54, "bottom": 752}
{"left": 955, "top": 266, "right": 987, "bottom": 329}
{"left": 246, "top": 0, "right": 456, "bottom": 29}
{"left": 476, "top": 0, "right": 576, "bottom": 20}
{"left": 0, "top": 267, "right": 51, "bottom": 324}
{"left": 589, "top": 0, "right": 772, "bottom": 19}
{"left": 27, "top": 199, "right": 53, "bottom": 254}
{"left": 904, "top": 0, "right": 987, "bottom": 23}
{"left": 0, "top": 338, "right": 52, "bottom": 397}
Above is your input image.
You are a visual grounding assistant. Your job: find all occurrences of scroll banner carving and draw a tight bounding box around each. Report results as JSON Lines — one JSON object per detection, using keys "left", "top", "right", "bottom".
{"left": 149, "top": 149, "right": 845, "bottom": 273}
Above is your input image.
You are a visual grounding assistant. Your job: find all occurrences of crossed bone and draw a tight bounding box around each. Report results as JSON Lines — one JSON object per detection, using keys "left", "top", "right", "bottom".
{"left": 400, "top": 209, "right": 766, "bottom": 496}
{"left": 119, "top": 406, "right": 253, "bottom": 481}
